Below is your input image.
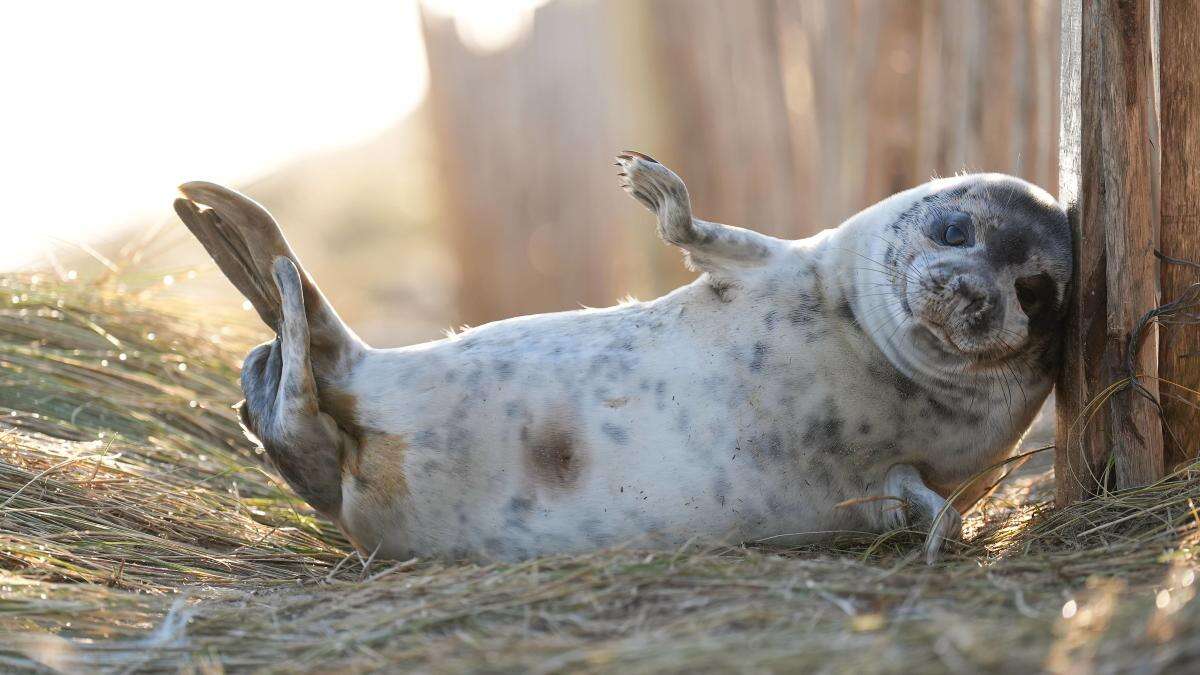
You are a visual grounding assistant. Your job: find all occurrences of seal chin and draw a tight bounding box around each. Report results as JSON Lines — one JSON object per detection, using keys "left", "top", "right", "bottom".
{"left": 912, "top": 308, "right": 1025, "bottom": 364}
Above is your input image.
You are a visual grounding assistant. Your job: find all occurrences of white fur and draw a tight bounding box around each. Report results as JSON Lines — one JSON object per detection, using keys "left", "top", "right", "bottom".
{"left": 325, "top": 167, "right": 1061, "bottom": 561}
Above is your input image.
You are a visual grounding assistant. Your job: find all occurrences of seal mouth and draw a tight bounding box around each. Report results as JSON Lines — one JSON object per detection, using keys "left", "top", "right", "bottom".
{"left": 912, "top": 311, "right": 1023, "bottom": 366}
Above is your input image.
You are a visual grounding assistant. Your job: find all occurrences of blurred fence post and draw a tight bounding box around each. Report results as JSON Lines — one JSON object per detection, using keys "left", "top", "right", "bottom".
{"left": 418, "top": 0, "right": 1061, "bottom": 327}
{"left": 1159, "top": 0, "right": 1200, "bottom": 469}
{"left": 1055, "top": 0, "right": 1164, "bottom": 505}
{"left": 419, "top": 2, "right": 622, "bottom": 326}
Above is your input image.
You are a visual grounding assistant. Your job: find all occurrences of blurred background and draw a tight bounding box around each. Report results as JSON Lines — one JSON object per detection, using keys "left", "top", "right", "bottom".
{"left": 2, "top": 0, "right": 1060, "bottom": 347}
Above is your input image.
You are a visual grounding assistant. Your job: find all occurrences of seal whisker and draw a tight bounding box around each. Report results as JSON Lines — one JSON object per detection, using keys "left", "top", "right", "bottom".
{"left": 839, "top": 247, "right": 922, "bottom": 285}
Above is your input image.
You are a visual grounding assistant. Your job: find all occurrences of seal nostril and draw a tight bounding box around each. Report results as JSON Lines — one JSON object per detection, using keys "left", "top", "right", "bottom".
{"left": 949, "top": 279, "right": 998, "bottom": 321}
{"left": 1015, "top": 273, "right": 1054, "bottom": 319}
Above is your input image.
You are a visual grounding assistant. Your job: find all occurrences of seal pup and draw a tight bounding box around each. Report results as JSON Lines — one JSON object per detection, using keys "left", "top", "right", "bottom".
{"left": 174, "top": 152, "right": 1069, "bottom": 563}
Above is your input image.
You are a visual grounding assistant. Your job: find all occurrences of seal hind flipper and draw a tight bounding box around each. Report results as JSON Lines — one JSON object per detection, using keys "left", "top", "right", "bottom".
{"left": 235, "top": 258, "right": 355, "bottom": 517}
{"left": 174, "top": 197, "right": 280, "bottom": 328}
{"left": 176, "top": 183, "right": 367, "bottom": 519}
{"left": 175, "top": 181, "right": 366, "bottom": 372}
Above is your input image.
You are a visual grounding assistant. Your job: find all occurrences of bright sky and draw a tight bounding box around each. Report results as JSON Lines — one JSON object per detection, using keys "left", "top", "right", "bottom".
{"left": 0, "top": 0, "right": 546, "bottom": 269}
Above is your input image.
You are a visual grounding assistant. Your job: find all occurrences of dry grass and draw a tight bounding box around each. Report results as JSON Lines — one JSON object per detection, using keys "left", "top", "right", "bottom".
{"left": 2, "top": 270, "right": 1199, "bottom": 674}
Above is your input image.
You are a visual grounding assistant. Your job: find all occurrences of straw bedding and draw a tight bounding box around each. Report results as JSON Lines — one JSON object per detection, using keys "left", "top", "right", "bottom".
{"left": 2, "top": 272, "right": 1197, "bottom": 673}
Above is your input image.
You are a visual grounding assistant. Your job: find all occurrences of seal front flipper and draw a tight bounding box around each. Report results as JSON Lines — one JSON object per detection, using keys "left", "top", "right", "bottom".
{"left": 882, "top": 464, "right": 963, "bottom": 565}
{"left": 615, "top": 151, "right": 783, "bottom": 274}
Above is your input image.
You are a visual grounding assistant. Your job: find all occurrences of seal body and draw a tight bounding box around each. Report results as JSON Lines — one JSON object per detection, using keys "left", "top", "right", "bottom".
{"left": 176, "top": 155, "right": 1070, "bottom": 562}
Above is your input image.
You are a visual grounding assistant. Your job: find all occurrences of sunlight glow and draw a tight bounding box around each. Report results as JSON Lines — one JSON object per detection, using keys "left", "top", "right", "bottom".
{"left": 0, "top": 1, "right": 430, "bottom": 269}
{"left": 423, "top": 0, "right": 550, "bottom": 53}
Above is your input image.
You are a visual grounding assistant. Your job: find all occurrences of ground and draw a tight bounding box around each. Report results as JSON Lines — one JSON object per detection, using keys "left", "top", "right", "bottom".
{"left": 1, "top": 272, "right": 1198, "bottom": 673}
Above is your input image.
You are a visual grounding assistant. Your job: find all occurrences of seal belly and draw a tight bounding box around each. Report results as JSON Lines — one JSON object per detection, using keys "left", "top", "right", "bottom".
{"left": 336, "top": 297, "right": 863, "bottom": 559}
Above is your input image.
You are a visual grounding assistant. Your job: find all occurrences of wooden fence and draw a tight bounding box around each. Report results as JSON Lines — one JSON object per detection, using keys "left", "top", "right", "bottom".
{"left": 420, "top": 0, "right": 1062, "bottom": 326}
{"left": 1056, "top": 0, "right": 1200, "bottom": 503}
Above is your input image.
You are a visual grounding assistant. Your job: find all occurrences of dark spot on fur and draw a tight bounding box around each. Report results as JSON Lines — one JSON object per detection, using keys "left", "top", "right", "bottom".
{"left": 484, "top": 537, "right": 507, "bottom": 557}
{"left": 858, "top": 421, "right": 872, "bottom": 435}
{"left": 420, "top": 459, "right": 442, "bottom": 477}
{"left": 763, "top": 310, "right": 778, "bottom": 331}
{"left": 445, "top": 425, "right": 472, "bottom": 456}
{"left": 523, "top": 422, "right": 585, "bottom": 490}
{"left": 503, "top": 495, "right": 534, "bottom": 534}
{"left": 464, "top": 365, "right": 484, "bottom": 387}
{"left": 807, "top": 456, "right": 835, "bottom": 491}
{"left": 508, "top": 496, "right": 534, "bottom": 515}
{"left": 1016, "top": 272, "right": 1057, "bottom": 327}
{"left": 675, "top": 408, "right": 692, "bottom": 433}
{"left": 767, "top": 431, "right": 786, "bottom": 460}
{"left": 804, "top": 327, "right": 830, "bottom": 344}
{"left": 788, "top": 291, "right": 824, "bottom": 325}
{"left": 601, "top": 422, "right": 630, "bottom": 445}
{"left": 494, "top": 360, "right": 515, "bottom": 381}
{"left": 749, "top": 342, "right": 768, "bottom": 372}
{"left": 712, "top": 474, "right": 731, "bottom": 506}
{"left": 803, "top": 398, "right": 846, "bottom": 455}
{"left": 868, "top": 360, "right": 920, "bottom": 398}
{"left": 581, "top": 517, "right": 608, "bottom": 545}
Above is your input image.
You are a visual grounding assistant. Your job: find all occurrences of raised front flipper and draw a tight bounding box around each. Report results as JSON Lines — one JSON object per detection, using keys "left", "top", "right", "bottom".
{"left": 615, "top": 151, "right": 783, "bottom": 274}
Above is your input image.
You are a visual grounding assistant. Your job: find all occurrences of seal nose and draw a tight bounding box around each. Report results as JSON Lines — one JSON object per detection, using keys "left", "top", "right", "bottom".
{"left": 958, "top": 283, "right": 988, "bottom": 315}
{"left": 950, "top": 277, "right": 999, "bottom": 328}
{"left": 949, "top": 277, "right": 980, "bottom": 304}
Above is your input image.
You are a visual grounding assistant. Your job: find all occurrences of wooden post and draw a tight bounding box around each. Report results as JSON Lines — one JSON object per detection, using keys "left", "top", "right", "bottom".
{"left": 1159, "top": 0, "right": 1200, "bottom": 469}
{"left": 1056, "top": 0, "right": 1164, "bottom": 505}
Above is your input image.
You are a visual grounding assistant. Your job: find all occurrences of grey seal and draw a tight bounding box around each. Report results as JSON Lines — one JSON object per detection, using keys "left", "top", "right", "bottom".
{"left": 174, "top": 151, "right": 1070, "bottom": 563}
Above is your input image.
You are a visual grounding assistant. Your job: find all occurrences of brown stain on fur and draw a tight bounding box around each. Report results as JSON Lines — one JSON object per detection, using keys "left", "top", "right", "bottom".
{"left": 319, "top": 387, "right": 408, "bottom": 507}
{"left": 349, "top": 432, "right": 410, "bottom": 507}
{"left": 522, "top": 421, "right": 587, "bottom": 491}
{"left": 320, "top": 387, "right": 365, "bottom": 439}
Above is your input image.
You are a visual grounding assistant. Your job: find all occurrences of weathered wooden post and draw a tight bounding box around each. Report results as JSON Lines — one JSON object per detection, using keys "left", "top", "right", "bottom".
{"left": 1159, "top": 1, "right": 1200, "bottom": 469}
{"left": 1055, "top": 0, "right": 1165, "bottom": 505}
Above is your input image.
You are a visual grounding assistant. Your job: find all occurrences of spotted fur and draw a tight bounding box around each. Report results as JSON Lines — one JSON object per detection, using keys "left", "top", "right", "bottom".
{"left": 176, "top": 156, "right": 1070, "bottom": 563}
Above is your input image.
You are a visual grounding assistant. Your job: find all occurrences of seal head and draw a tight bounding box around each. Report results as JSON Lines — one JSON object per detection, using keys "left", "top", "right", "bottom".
{"left": 870, "top": 175, "right": 1070, "bottom": 378}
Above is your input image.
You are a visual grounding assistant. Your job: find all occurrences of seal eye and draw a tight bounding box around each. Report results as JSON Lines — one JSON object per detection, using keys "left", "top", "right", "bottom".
{"left": 943, "top": 223, "right": 967, "bottom": 246}
{"left": 936, "top": 212, "right": 972, "bottom": 247}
